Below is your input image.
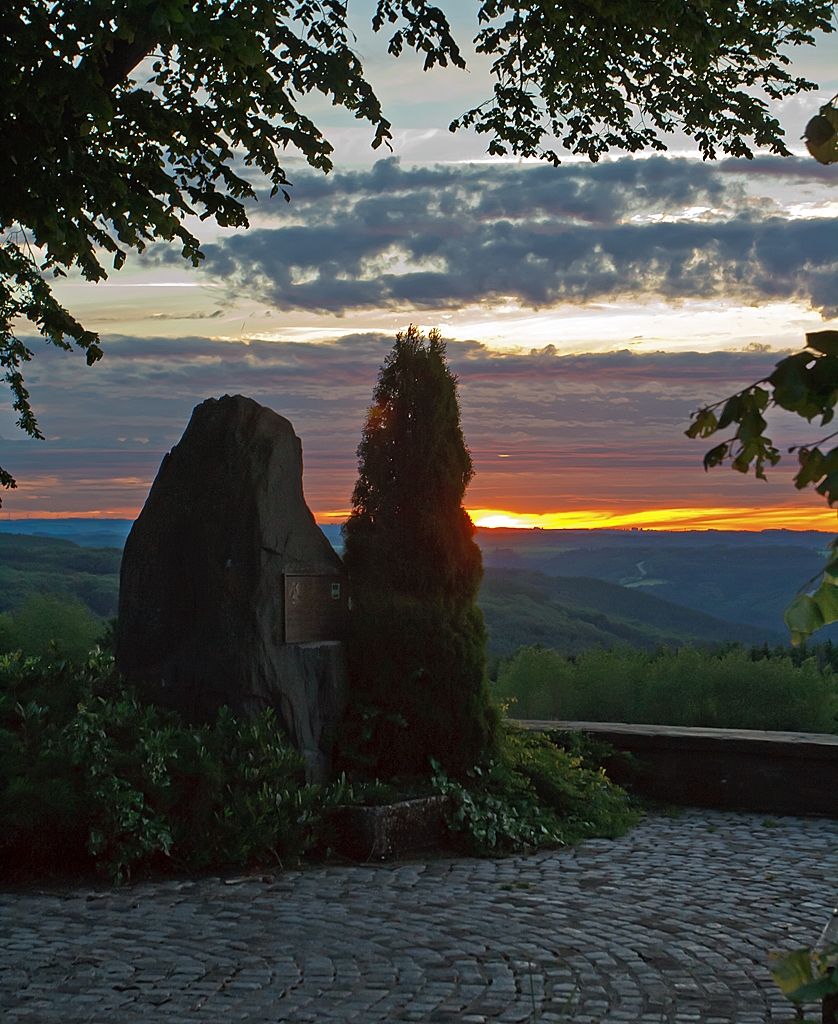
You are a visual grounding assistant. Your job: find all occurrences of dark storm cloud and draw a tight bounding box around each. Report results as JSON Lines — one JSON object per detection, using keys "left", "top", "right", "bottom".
{"left": 177, "top": 157, "right": 838, "bottom": 316}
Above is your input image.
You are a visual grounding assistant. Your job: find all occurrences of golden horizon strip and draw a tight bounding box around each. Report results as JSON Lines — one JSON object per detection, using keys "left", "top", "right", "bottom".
{"left": 465, "top": 506, "right": 838, "bottom": 532}
{"left": 4, "top": 504, "right": 838, "bottom": 533}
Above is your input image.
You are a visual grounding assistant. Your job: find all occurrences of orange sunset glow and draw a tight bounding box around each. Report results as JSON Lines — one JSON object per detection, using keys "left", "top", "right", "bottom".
{"left": 315, "top": 505, "right": 837, "bottom": 532}
{"left": 466, "top": 505, "right": 838, "bottom": 532}
{"left": 4, "top": 505, "right": 837, "bottom": 535}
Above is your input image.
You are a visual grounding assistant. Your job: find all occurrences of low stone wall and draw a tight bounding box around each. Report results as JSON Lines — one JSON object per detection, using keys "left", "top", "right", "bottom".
{"left": 517, "top": 720, "right": 838, "bottom": 817}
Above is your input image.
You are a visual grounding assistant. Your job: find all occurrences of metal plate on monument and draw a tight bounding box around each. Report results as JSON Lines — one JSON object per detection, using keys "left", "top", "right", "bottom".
{"left": 284, "top": 574, "right": 347, "bottom": 643}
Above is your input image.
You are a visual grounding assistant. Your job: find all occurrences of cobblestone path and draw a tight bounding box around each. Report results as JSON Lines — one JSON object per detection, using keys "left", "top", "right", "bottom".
{"left": 3, "top": 809, "right": 838, "bottom": 1024}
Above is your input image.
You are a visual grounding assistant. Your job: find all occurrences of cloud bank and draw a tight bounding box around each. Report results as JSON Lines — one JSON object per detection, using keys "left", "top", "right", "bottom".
{"left": 160, "top": 157, "right": 838, "bottom": 317}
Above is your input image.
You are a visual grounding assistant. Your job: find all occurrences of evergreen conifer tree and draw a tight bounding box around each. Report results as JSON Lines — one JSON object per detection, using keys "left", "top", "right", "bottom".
{"left": 341, "top": 326, "right": 497, "bottom": 778}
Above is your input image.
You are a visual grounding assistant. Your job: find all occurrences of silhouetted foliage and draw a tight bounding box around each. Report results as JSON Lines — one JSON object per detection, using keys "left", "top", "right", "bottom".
{"left": 341, "top": 326, "right": 497, "bottom": 777}
{"left": 0, "top": 651, "right": 326, "bottom": 882}
{"left": 687, "top": 331, "right": 838, "bottom": 642}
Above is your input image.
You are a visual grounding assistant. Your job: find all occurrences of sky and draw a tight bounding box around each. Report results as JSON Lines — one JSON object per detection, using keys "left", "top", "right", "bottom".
{"left": 2, "top": 3, "right": 838, "bottom": 530}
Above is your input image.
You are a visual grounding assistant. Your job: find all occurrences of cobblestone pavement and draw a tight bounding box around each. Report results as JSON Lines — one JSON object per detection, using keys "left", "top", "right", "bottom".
{"left": 3, "top": 809, "right": 838, "bottom": 1024}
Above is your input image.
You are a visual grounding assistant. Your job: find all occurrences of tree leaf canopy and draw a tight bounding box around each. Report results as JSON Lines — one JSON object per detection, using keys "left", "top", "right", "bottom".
{"left": 688, "top": 338, "right": 838, "bottom": 643}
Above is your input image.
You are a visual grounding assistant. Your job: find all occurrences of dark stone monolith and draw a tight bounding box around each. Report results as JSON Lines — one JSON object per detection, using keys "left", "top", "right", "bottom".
{"left": 115, "top": 395, "right": 348, "bottom": 783}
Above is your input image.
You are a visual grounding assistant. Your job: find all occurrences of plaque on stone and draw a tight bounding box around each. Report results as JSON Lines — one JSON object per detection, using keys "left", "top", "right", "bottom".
{"left": 285, "top": 574, "right": 348, "bottom": 643}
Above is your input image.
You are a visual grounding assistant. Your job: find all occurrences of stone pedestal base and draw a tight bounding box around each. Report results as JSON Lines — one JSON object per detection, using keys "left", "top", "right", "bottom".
{"left": 329, "top": 796, "right": 452, "bottom": 861}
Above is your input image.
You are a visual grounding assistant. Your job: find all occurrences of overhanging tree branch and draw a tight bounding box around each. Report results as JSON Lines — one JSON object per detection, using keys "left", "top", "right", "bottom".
{"left": 687, "top": 331, "right": 838, "bottom": 642}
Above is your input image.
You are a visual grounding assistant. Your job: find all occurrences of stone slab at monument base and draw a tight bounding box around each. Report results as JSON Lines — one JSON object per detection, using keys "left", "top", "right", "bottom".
{"left": 328, "top": 796, "right": 453, "bottom": 861}
{"left": 517, "top": 720, "right": 838, "bottom": 817}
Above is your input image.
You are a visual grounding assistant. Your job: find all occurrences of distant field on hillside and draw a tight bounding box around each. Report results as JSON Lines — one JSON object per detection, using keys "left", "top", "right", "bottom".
{"left": 478, "top": 567, "right": 783, "bottom": 657}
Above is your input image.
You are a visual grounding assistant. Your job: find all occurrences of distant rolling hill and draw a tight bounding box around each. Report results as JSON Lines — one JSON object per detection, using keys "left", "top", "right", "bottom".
{"left": 479, "top": 535, "right": 834, "bottom": 637}
{"left": 0, "top": 518, "right": 134, "bottom": 548}
{"left": 0, "top": 528, "right": 803, "bottom": 651}
{"left": 478, "top": 567, "right": 784, "bottom": 657}
{"left": 0, "top": 533, "right": 121, "bottom": 618}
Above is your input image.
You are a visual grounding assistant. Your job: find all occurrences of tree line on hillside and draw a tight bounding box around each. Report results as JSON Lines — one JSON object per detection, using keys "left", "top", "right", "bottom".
{"left": 492, "top": 641, "right": 838, "bottom": 733}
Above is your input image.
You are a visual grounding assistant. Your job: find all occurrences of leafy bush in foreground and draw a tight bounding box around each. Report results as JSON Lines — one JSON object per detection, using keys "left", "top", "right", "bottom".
{"left": 0, "top": 652, "right": 327, "bottom": 882}
{"left": 431, "top": 724, "right": 638, "bottom": 854}
{"left": 1, "top": 650, "right": 642, "bottom": 881}
{"left": 492, "top": 643, "right": 838, "bottom": 732}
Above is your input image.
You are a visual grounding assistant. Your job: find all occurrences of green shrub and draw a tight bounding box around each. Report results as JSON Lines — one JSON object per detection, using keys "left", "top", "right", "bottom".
{"left": 0, "top": 591, "right": 104, "bottom": 661}
{"left": 162, "top": 706, "right": 323, "bottom": 870}
{"left": 0, "top": 647, "right": 646, "bottom": 882}
{"left": 493, "top": 643, "right": 838, "bottom": 732}
{"left": 431, "top": 725, "right": 638, "bottom": 854}
{"left": 0, "top": 652, "right": 329, "bottom": 881}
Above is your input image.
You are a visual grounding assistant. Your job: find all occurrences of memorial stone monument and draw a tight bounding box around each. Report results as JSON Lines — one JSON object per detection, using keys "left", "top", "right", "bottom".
{"left": 116, "top": 395, "right": 348, "bottom": 783}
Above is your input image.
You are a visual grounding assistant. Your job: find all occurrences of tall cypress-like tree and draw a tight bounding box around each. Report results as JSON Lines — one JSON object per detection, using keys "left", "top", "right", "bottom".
{"left": 341, "top": 326, "right": 497, "bottom": 778}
